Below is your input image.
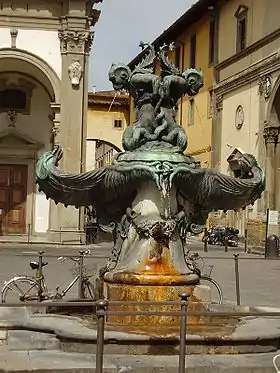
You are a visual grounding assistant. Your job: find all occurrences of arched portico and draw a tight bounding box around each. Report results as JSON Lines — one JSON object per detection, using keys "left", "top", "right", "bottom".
{"left": 0, "top": 48, "right": 60, "bottom": 102}
{"left": 0, "top": 48, "right": 61, "bottom": 239}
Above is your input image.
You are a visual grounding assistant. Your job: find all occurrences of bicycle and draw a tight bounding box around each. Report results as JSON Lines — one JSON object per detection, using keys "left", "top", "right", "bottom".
{"left": 185, "top": 249, "right": 223, "bottom": 304}
{"left": 1, "top": 250, "right": 97, "bottom": 303}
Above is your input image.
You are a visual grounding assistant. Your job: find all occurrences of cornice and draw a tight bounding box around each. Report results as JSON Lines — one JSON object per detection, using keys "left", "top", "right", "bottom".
{"left": 186, "top": 145, "right": 211, "bottom": 156}
{"left": 215, "top": 27, "right": 280, "bottom": 72}
{"left": 214, "top": 52, "right": 280, "bottom": 95}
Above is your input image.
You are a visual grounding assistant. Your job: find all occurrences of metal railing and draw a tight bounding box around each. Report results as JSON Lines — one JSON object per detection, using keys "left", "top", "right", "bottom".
{"left": 3, "top": 246, "right": 280, "bottom": 306}
{"left": 2, "top": 298, "right": 280, "bottom": 373}
{"left": 2, "top": 247, "right": 280, "bottom": 372}
{"left": 17, "top": 250, "right": 243, "bottom": 307}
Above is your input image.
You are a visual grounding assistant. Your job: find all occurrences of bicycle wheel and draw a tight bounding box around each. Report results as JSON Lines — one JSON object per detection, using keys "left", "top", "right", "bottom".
{"left": 1, "top": 276, "right": 39, "bottom": 303}
{"left": 82, "top": 279, "right": 99, "bottom": 299}
{"left": 200, "top": 276, "right": 223, "bottom": 304}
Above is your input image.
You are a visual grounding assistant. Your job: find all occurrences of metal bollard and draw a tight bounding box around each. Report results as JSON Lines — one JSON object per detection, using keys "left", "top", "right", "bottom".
{"left": 96, "top": 299, "right": 108, "bottom": 373}
{"left": 265, "top": 235, "right": 279, "bottom": 258}
{"left": 37, "top": 251, "right": 44, "bottom": 302}
{"left": 203, "top": 227, "right": 208, "bottom": 252}
{"left": 178, "top": 292, "right": 189, "bottom": 373}
{"left": 234, "top": 254, "right": 241, "bottom": 305}
{"left": 78, "top": 251, "right": 84, "bottom": 299}
{"left": 244, "top": 228, "right": 248, "bottom": 253}
{"left": 224, "top": 234, "right": 228, "bottom": 252}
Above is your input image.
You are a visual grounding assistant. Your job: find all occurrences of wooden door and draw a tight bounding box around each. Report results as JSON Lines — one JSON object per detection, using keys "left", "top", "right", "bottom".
{"left": 0, "top": 165, "right": 27, "bottom": 235}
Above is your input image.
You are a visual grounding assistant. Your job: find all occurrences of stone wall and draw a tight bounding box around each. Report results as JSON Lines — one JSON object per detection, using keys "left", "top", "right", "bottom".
{"left": 247, "top": 218, "right": 267, "bottom": 247}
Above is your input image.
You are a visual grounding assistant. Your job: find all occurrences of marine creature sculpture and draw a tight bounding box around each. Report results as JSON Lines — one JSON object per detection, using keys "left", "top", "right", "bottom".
{"left": 36, "top": 42, "right": 265, "bottom": 287}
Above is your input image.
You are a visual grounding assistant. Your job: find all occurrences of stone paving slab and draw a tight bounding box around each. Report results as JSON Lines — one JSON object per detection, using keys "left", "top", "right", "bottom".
{"left": 7, "top": 330, "right": 60, "bottom": 351}
{"left": 0, "top": 307, "right": 32, "bottom": 329}
{"left": 0, "top": 350, "right": 279, "bottom": 372}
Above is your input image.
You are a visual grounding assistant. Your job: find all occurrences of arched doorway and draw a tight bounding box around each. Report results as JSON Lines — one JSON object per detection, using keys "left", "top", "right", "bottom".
{"left": 0, "top": 49, "right": 60, "bottom": 237}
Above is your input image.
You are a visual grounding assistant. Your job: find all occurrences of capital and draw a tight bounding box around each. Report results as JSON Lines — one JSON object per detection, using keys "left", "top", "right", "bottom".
{"left": 263, "top": 123, "right": 280, "bottom": 144}
{"left": 215, "top": 94, "right": 223, "bottom": 112}
{"left": 58, "top": 30, "right": 94, "bottom": 55}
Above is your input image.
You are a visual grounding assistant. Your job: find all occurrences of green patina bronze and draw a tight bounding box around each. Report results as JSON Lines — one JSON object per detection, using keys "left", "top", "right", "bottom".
{"left": 36, "top": 42, "right": 265, "bottom": 278}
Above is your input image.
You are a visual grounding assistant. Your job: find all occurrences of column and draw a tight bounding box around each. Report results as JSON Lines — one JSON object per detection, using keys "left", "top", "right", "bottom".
{"left": 48, "top": 103, "right": 61, "bottom": 236}
{"left": 275, "top": 133, "right": 280, "bottom": 211}
{"left": 263, "top": 123, "right": 279, "bottom": 210}
{"left": 50, "top": 102, "right": 61, "bottom": 147}
{"left": 257, "top": 79, "right": 268, "bottom": 214}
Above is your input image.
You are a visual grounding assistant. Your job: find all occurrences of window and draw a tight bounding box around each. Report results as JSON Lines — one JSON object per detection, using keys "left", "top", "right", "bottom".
{"left": 235, "top": 5, "right": 248, "bottom": 53}
{"left": 207, "top": 89, "right": 214, "bottom": 118}
{"left": 0, "top": 89, "right": 27, "bottom": 112}
{"left": 189, "top": 34, "right": 196, "bottom": 68}
{"left": 237, "top": 17, "right": 246, "bottom": 52}
{"left": 209, "top": 20, "right": 215, "bottom": 65}
{"left": 174, "top": 46, "right": 181, "bottom": 70}
{"left": 114, "top": 119, "right": 123, "bottom": 128}
{"left": 188, "top": 99, "right": 194, "bottom": 126}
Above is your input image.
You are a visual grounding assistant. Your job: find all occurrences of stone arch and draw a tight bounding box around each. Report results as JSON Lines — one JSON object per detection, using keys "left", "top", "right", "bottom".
{"left": 0, "top": 48, "right": 60, "bottom": 103}
{"left": 86, "top": 138, "right": 122, "bottom": 152}
{"left": 86, "top": 138, "right": 122, "bottom": 171}
{"left": 266, "top": 74, "right": 280, "bottom": 124}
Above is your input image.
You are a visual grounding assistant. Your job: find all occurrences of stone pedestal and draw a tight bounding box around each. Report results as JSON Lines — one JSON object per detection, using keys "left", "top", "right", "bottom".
{"left": 104, "top": 282, "right": 210, "bottom": 330}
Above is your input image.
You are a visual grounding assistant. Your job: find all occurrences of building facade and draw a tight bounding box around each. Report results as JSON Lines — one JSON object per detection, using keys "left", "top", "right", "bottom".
{"left": 86, "top": 90, "right": 129, "bottom": 171}
{"left": 213, "top": 0, "right": 280, "bottom": 241}
{"left": 128, "top": 0, "right": 217, "bottom": 167}
{"left": 0, "top": 0, "right": 102, "bottom": 242}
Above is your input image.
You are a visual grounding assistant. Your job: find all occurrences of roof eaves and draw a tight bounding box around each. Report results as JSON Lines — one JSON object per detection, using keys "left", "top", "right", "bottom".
{"left": 128, "top": 0, "right": 218, "bottom": 68}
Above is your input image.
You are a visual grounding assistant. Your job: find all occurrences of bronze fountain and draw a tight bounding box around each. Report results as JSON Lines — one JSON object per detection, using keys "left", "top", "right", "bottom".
{"left": 36, "top": 42, "right": 265, "bottom": 330}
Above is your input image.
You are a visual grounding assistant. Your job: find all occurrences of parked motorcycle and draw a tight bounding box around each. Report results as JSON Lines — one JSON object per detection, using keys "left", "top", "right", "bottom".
{"left": 206, "top": 226, "right": 239, "bottom": 247}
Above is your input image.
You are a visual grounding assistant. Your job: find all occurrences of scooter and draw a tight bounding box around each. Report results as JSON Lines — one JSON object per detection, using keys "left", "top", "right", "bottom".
{"left": 206, "top": 226, "right": 239, "bottom": 247}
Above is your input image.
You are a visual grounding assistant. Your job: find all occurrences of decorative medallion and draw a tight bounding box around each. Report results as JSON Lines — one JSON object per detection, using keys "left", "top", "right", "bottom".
{"left": 68, "top": 61, "right": 83, "bottom": 87}
{"left": 235, "top": 105, "right": 244, "bottom": 130}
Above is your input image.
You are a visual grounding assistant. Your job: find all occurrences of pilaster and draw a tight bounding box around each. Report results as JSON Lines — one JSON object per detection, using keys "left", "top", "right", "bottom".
{"left": 211, "top": 93, "right": 223, "bottom": 169}
{"left": 56, "top": 16, "right": 95, "bottom": 236}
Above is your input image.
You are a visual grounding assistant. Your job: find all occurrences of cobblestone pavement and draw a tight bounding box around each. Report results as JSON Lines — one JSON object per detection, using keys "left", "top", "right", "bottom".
{"left": 0, "top": 239, "right": 279, "bottom": 307}
{"left": 188, "top": 238, "right": 280, "bottom": 308}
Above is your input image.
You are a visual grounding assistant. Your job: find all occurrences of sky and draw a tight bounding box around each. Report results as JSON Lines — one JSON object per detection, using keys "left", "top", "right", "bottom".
{"left": 89, "top": 0, "right": 196, "bottom": 91}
